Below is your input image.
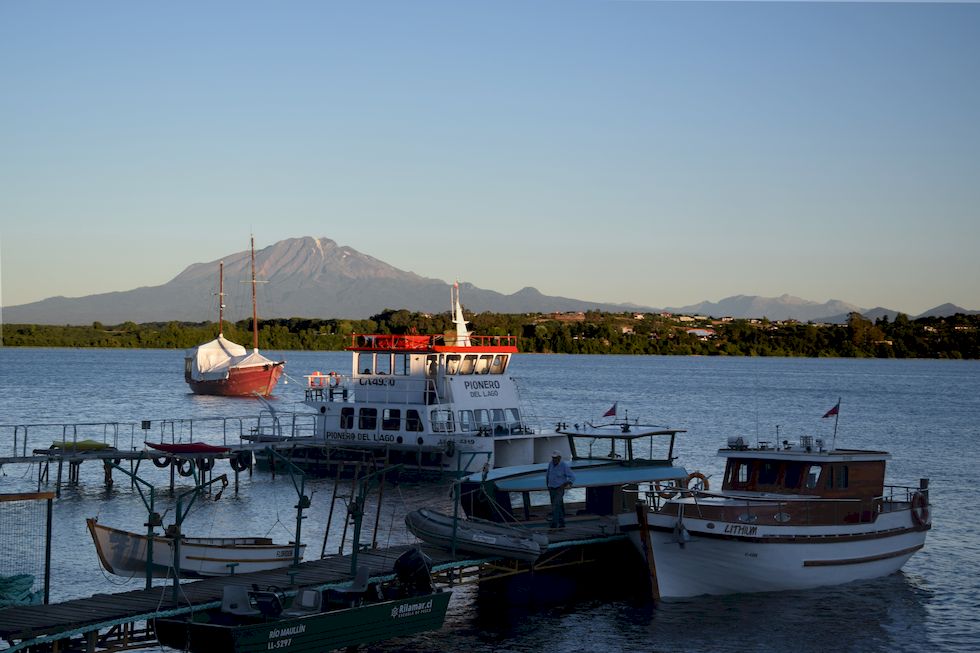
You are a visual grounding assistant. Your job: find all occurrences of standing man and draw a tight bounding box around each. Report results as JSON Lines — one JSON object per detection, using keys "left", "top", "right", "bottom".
{"left": 546, "top": 450, "right": 575, "bottom": 528}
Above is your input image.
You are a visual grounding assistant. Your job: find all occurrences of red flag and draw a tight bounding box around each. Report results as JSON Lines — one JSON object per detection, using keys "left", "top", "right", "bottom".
{"left": 603, "top": 402, "right": 618, "bottom": 417}
{"left": 822, "top": 402, "right": 840, "bottom": 418}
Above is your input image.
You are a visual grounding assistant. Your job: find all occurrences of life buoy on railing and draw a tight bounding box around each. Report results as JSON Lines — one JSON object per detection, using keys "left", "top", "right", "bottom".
{"left": 685, "top": 471, "right": 709, "bottom": 492}
{"left": 152, "top": 456, "right": 171, "bottom": 468}
{"left": 309, "top": 371, "right": 326, "bottom": 388}
{"left": 175, "top": 458, "right": 195, "bottom": 477}
{"left": 655, "top": 481, "right": 679, "bottom": 500}
{"left": 230, "top": 451, "right": 251, "bottom": 472}
{"left": 328, "top": 371, "right": 341, "bottom": 387}
{"left": 911, "top": 491, "right": 930, "bottom": 527}
{"left": 445, "top": 440, "right": 456, "bottom": 458}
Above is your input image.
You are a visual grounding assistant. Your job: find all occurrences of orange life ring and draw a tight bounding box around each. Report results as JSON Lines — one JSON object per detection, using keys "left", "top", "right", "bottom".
{"left": 655, "top": 480, "right": 679, "bottom": 499}
{"left": 685, "top": 471, "right": 709, "bottom": 492}
{"left": 911, "top": 491, "right": 930, "bottom": 527}
{"left": 328, "top": 371, "right": 340, "bottom": 387}
{"left": 309, "top": 371, "right": 325, "bottom": 388}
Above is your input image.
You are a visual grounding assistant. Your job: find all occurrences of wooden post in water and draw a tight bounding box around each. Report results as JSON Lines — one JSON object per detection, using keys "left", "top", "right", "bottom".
{"left": 54, "top": 459, "right": 63, "bottom": 498}
{"left": 635, "top": 501, "right": 660, "bottom": 600}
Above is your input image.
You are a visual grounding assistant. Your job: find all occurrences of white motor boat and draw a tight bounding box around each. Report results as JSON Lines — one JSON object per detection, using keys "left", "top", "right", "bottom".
{"left": 618, "top": 433, "right": 931, "bottom": 599}
{"left": 253, "top": 284, "right": 569, "bottom": 475}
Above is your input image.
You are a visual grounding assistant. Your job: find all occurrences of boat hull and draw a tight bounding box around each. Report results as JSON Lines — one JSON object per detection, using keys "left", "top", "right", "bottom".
{"left": 154, "top": 591, "right": 452, "bottom": 653}
{"left": 620, "top": 510, "right": 928, "bottom": 598}
{"left": 187, "top": 362, "right": 285, "bottom": 397}
{"left": 87, "top": 519, "right": 304, "bottom": 578}
{"left": 405, "top": 509, "right": 546, "bottom": 562}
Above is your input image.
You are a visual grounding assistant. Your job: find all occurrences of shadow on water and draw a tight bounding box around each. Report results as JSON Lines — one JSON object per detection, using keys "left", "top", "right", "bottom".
{"left": 369, "top": 570, "right": 936, "bottom": 653}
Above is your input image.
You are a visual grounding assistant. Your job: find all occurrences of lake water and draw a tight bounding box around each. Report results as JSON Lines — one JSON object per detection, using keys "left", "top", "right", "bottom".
{"left": 0, "top": 348, "right": 978, "bottom": 652}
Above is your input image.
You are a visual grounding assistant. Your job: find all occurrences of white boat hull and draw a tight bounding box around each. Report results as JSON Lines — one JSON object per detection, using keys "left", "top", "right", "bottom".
{"left": 87, "top": 519, "right": 304, "bottom": 578}
{"left": 621, "top": 509, "right": 928, "bottom": 599}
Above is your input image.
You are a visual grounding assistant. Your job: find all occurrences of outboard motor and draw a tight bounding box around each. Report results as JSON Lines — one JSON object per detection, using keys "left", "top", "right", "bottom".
{"left": 394, "top": 548, "right": 433, "bottom": 595}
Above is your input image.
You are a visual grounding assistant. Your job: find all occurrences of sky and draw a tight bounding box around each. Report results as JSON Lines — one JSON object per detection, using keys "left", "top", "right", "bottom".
{"left": 2, "top": 1, "right": 979, "bottom": 316}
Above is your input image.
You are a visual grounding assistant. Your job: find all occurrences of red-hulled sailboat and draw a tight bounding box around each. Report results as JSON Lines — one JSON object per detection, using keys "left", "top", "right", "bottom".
{"left": 184, "top": 237, "right": 285, "bottom": 397}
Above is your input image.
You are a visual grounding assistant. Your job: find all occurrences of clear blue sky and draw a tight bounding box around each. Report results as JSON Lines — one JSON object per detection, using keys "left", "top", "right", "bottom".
{"left": 2, "top": 1, "right": 978, "bottom": 315}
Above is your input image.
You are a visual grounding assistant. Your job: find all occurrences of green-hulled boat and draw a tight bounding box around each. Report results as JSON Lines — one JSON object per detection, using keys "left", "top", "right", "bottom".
{"left": 154, "top": 550, "right": 450, "bottom": 653}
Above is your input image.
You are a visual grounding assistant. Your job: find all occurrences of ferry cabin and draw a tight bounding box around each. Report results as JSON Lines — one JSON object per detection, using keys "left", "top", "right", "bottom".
{"left": 304, "top": 333, "right": 563, "bottom": 472}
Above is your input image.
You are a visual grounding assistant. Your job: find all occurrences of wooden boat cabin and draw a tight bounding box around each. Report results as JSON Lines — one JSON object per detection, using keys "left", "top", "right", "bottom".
{"left": 693, "top": 435, "right": 905, "bottom": 526}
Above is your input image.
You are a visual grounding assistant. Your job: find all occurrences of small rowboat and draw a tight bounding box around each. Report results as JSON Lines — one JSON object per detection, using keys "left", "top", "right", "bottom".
{"left": 49, "top": 439, "right": 115, "bottom": 452}
{"left": 405, "top": 508, "right": 548, "bottom": 562}
{"left": 87, "top": 518, "right": 304, "bottom": 578}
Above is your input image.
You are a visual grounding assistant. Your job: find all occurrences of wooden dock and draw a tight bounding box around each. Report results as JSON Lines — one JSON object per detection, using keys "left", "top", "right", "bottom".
{"left": 0, "top": 519, "right": 627, "bottom": 653}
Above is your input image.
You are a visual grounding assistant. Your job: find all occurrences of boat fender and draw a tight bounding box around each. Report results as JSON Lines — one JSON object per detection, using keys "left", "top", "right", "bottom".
{"left": 685, "top": 471, "right": 709, "bottom": 492}
{"left": 911, "top": 491, "right": 930, "bottom": 527}
{"left": 197, "top": 457, "right": 214, "bottom": 472}
{"left": 655, "top": 481, "right": 678, "bottom": 500}
{"left": 175, "top": 458, "right": 195, "bottom": 477}
{"left": 230, "top": 451, "right": 251, "bottom": 472}
{"left": 152, "top": 456, "right": 171, "bottom": 468}
{"left": 445, "top": 440, "right": 456, "bottom": 458}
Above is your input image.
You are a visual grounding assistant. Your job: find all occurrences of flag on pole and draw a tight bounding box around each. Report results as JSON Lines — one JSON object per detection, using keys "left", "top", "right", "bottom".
{"left": 603, "top": 402, "right": 618, "bottom": 418}
{"left": 822, "top": 402, "right": 840, "bottom": 418}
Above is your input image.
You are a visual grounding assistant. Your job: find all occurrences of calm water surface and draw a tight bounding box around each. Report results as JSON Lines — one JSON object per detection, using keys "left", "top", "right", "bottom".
{"left": 1, "top": 348, "right": 978, "bottom": 652}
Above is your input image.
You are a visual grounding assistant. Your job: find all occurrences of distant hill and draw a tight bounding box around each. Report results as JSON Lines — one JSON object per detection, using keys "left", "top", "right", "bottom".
{"left": 666, "top": 294, "right": 864, "bottom": 323}
{"left": 915, "top": 303, "right": 979, "bottom": 318}
{"left": 2, "top": 237, "right": 650, "bottom": 325}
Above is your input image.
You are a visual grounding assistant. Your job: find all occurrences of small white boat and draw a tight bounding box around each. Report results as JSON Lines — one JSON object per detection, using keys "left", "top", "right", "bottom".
{"left": 618, "top": 433, "right": 932, "bottom": 599}
{"left": 87, "top": 518, "right": 305, "bottom": 578}
{"left": 405, "top": 508, "right": 548, "bottom": 562}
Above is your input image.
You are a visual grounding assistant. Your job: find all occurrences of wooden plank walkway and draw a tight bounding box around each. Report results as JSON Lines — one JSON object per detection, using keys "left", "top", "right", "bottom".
{"left": 0, "top": 517, "right": 626, "bottom": 649}
{"left": 0, "top": 544, "right": 459, "bottom": 646}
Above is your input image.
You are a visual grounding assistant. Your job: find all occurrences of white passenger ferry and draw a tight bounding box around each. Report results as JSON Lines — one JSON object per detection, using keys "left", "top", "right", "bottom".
{"left": 262, "top": 287, "right": 569, "bottom": 475}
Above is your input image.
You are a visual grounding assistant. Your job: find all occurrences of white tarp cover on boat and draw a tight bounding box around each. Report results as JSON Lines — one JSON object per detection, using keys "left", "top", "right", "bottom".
{"left": 186, "top": 335, "right": 249, "bottom": 381}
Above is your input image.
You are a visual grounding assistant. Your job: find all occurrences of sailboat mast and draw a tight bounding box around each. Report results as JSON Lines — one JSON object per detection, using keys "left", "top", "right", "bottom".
{"left": 218, "top": 260, "right": 224, "bottom": 337}
{"left": 250, "top": 235, "right": 259, "bottom": 352}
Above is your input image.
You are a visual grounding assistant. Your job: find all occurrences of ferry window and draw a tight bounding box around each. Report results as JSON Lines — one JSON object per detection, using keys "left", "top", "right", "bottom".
{"left": 340, "top": 407, "right": 354, "bottom": 430}
{"left": 458, "top": 410, "right": 476, "bottom": 432}
{"left": 431, "top": 409, "right": 455, "bottom": 433}
{"left": 357, "top": 353, "right": 373, "bottom": 374}
{"left": 425, "top": 355, "right": 438, "bottom": 377}
{"left": 784, "top": 462, "right": 804, "bottom": 489}
{"left": 393, "top": 354, "right": 409, "bottom": 376}
{"left": 474, "top": 409, "right": 492, "bottom": 431}
{"left": 805, "top": 465, "right": 822, "bottom": 489}
{"left": 382, "top": 408, "right": 401, "bottom": 431}
{"left": 358, "top": 408, "right": 377, "bottom": 430}
{"left": 506, "top": 408, "right": 522, "bottom": 431}
{"left": 406, "top": 410, "right": 423, "bottom": 432}
{"left": 446, "top": 355, "right": 461, "bottom": 375}
{"left": 476, "top": 355, "right": 493, "bottom": 374}
{"left": 460, "top": 355, "right": 477, "bottom": 375}
{"left": 490, "top": 355, "right": 507, "bottom": 374}
{"left": 375, "top": 354, "right": 391, "bottom": 375}
{"left": 836, "top": 465, "right": 849, "bottom": 489}
{"left": 759, "top": 461, "right": 779, "bottom": 485}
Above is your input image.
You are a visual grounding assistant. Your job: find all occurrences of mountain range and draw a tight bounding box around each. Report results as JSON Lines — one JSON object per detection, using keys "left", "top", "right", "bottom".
{"left": 3, "top": 237, "right": 974, "bottom": 325}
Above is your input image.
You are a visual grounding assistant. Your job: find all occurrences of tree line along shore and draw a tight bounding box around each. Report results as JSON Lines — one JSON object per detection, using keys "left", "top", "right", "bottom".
{"left": 3, "top": 309, "right": 978, "bottom": 359}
